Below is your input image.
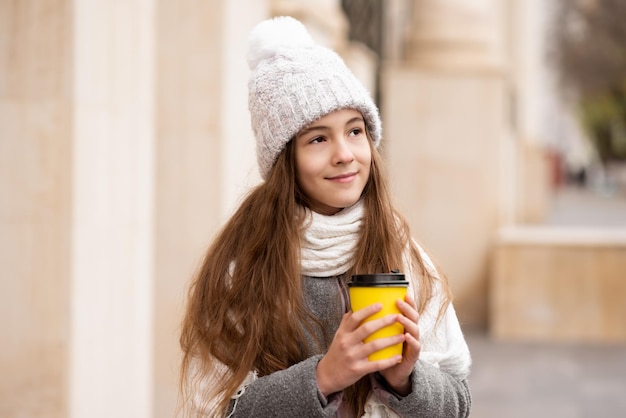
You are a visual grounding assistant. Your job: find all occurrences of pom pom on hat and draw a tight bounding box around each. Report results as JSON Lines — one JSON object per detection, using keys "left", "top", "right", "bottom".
{"left": 247, "top": 16, "right": 315, "bottom": 71}
{"left": 247, "top": 16, "right": 382, "bottom": 179}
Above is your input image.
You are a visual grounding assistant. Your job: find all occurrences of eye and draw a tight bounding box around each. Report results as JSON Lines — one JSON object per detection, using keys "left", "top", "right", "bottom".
{"left": 348, "top": 127, "right": 364, "bottom": 137}
{"left": 309, "top": 136, "right": 325, "bottom": 144}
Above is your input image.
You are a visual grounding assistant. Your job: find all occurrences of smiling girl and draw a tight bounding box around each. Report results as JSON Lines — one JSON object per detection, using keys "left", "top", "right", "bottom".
{"left": 179, "top": 16, "right": 472, "bottom": 418}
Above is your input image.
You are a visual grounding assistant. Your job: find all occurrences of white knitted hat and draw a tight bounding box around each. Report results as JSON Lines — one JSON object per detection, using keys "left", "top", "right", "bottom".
{"left": 247, "top": 16, "right": 382, "bottom": 179}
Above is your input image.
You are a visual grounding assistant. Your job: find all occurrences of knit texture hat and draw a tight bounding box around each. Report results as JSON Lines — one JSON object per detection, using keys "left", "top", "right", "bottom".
{"left": 247, "top": 16, "right": 382, "bottom": 179}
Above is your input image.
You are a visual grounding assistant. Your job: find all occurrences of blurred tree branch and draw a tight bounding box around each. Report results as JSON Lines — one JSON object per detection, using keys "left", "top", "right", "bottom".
{"left": 550, "top": 0, "right": 626, "bottom": 161}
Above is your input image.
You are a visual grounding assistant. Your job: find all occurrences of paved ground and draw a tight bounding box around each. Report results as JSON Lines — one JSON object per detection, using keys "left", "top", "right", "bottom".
{"left": 465, "top": 328, "right": 626, "bottom": 418}
{"left": 544, "top": 184, "right": 626, "bottom": 227}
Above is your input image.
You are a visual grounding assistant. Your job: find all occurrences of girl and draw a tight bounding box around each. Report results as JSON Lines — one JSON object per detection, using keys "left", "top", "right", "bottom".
{"left": 180, "top": 16, "right": 471, "bottom": 418}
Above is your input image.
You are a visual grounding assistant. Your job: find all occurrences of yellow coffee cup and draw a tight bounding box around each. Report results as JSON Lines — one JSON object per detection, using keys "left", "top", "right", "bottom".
{"left": 348, "top": 273, "right": 409, "bottom": 361}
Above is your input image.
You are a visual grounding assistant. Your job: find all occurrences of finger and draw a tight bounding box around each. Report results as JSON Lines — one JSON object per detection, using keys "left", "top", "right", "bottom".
{"left": 355, "top": 314, "right": 400, "bottom": 341}
{"left": 396, "top": 314, "right": 420, "bottom": 341}
{"left": 361, "top": 333, "right": 406, "bottom": 357}
{"left": 350, "top": 303, "right": 382, "bottom": 323}
{"left": 402, "top": 332, "right": 422, "bottom": 362}
{"left": 403, "top": 292, "right": 417, "bottom": 308}
{"left": 396, "top": 299, "right": 419, "bottom": 324}
{"left": 367, "top": 354, "right": 404, "bottom": 372}
{"left": 394, "top": 300, "right": 420, "bottom": 342}
{"left": 340, "top": 303, "right": 381, "bottom": 332}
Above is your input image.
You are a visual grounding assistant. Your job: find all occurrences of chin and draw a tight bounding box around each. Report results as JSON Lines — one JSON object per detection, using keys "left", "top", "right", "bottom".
{"left": 334, "top": 197, "right": 360, "bottom": 209}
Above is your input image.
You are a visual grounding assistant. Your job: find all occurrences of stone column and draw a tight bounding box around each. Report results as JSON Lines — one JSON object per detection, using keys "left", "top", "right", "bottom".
{"left": 405, "top": 0, "right": 501, "bottom": 70}
{"left": 153, "top": 1, "right": 267, "bottom": 417}
{"left": 70, "top": 0, "right": 156, "bottom": 416}
{"left": 0, "top": 2, "right": 73, "bottom": 416}
{"left": 502, "top": 0, "right": 553, "bottom": 224}
{"left": 382, "top": 0, "right": 506, "bottom": 326}
{"left": 1, "top": 1, "right": 156, "bottom": 417}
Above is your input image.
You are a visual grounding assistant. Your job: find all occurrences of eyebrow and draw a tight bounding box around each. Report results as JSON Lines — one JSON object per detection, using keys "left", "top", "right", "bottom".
{"left": 298, "top": 116, "right": 365, "bottom": 137}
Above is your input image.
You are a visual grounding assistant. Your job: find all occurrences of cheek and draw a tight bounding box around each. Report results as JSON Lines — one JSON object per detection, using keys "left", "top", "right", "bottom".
{"left": 295, "top": 153, "right": 318, "bottom": 190}
{"left": 358, "top": 148, "right": 373, "bottom": 184}
{"left": 296, "top": 150, "right": 323, "bottom": 178}
{"left": 357, "top": 146, "right": 372, "bottom": 170}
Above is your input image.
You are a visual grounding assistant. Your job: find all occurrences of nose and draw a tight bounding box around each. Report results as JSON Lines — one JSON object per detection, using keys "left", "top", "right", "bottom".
{"left": 332, "top": 138, "right": 355, "bottom": 165}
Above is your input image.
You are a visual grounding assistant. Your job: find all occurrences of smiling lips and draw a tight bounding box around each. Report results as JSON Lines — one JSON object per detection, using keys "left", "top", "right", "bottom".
{"left": 327, "top": 172, "right": 358, "bottom": 183}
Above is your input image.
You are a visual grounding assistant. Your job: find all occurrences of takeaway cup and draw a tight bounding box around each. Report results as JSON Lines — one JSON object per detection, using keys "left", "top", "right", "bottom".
{"left": 348, "top": 273, "right": 409, "bottom": 361}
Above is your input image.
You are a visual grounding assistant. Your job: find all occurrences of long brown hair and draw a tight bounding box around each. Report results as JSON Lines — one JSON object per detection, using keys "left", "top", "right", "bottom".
{"left": 179, "top": 132, "right": 451, "bottom": 417}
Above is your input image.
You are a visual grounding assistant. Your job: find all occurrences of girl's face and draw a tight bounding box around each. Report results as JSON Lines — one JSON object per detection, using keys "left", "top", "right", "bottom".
{"left": 294, "top": 108, "right": 372, "bottom": 215}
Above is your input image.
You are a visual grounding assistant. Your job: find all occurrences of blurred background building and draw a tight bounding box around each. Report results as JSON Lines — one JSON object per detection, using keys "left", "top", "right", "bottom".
{"left": 1, "top": 0, "right": 625, "bottom": 417}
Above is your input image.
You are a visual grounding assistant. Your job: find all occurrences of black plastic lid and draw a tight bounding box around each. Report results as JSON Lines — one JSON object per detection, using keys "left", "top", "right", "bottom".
{"left": 348, "top": 273, "right": 408, "bottom": 287}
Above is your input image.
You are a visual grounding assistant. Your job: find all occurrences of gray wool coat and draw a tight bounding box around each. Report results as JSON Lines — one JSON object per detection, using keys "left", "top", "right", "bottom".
{"left": 224, "top": 274, "right": 472, "bottom": 418}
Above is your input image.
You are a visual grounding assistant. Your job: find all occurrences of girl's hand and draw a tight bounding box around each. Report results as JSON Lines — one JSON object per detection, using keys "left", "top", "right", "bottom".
{"left": 378, "top": 294, "right": 421, "bottom": 396}
{"left": 316, "top": 303, "right": 407, "bottom": 397}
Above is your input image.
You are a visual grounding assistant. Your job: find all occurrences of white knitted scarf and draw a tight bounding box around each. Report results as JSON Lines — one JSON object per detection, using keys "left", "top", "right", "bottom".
{"left": 300, "top": 200, "right": 363, "bottom": 277}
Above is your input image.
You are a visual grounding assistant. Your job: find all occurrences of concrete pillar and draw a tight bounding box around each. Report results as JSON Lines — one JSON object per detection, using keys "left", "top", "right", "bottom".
{"left": 382, "top": 0, "right": 506, "bottom": 326}
{"left": 0, "top": 1, "right": 72, "bottom": 416}
{"left": 2, "top": 0, "right": 156, "bottom": 416}
{"left": 70, "top": 0, "right": 155, "bottom": 416}
{"left": 153, "top": 1, "right": 223, "bottom": 415}
{"left": 405, "top": 0, "right": 501, "bottom": 70}
{"left": 153, "top": 1, "right": 266, "bottom": 417}
{"left": 501, "top": 0, "right": 553, "bottom": 223}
